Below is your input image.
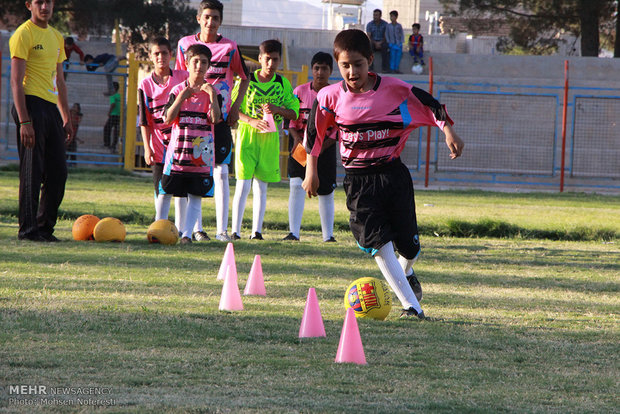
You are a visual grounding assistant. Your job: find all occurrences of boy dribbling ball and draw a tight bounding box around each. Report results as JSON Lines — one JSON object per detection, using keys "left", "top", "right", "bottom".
{"left": 163, "top": 44, "right": 222, "bottom": 244}
{"left": 303, "top": 29, "right": 464, "bottom": 319}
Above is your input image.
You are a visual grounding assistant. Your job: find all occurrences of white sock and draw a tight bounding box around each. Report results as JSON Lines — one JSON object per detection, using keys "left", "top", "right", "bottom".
{"left": 183, "top": 194, "right": 202, "bottom": 238}
{"left": 214, "top": 163, "right": 229, "bottom": 234}
{"left": 252, "top": 178, "right": 268, "bottom": 233}
{"left": 232, "top": 179, "right": 251, "bottom": 235}
{"left": 398, "top": 247, "right": 421, "bottom": 276}
{"left": 288, "top": 177, "right": 305, "bottom": 237}
{"left": 193, "top": 198, "right": 203, "bottom": 233}
{"left": 374, "top": 242, "right": 422, "bottom": 312}
{"left": 318, "top": 192, "right": 335, "bottom": 241}
{"left": 174, "top": 196, "right": 187, "bottom": 233}
{"left": 155, "top": 193, "right": 172, "bottom": 221}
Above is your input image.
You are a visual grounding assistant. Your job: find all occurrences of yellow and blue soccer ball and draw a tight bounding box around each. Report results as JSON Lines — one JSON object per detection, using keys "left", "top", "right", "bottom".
{"left": 344, "top": 277, "right": 392, "bottom": 320}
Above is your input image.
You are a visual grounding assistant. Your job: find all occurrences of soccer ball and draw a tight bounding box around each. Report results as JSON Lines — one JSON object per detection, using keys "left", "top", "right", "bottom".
{"left": 93, "top": 217, "right": 126, "bottom": 242}
{"left": 411, "top": 64, "right": 423, "bottom": 75}
{"left": 72, "top": 214, "right": 100, "bottom": 241}
{"left": 344, "top": 277, "right": 392, "bottom": 320}
{"left": 147, "top": 219, "right": 178, "bottom": 245}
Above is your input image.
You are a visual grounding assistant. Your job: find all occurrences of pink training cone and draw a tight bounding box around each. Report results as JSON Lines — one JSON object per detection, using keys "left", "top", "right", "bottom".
{"left": 244, "top": 255, "right": 266, "bottom": 296}
{"left": 335, "top": 308, "right": 367, "bottom": 365}
{"left": 219, "top": 265, "right": 243, "bottom": 311}
{"left": 299, "top": 288, "right": 326, "bottom": 338}
{"left": 217, "top": 243, "right": 237, "bottom": 281}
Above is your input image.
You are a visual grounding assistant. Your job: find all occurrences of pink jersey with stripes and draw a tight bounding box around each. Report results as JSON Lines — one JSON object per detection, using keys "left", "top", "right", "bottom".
{"left": 139, "top": 69, "right": 189, "bottom": 163}
{"left": 163, "top": 81, "right": 219, "bottom": 175}
{"left": 291, "top": 82, "right": 337, "bottom": 140}
{"left": 175, "top": 34, "right": 248, "bottom": 121}
{"left": 307, "top": 75, "right": 452, "bottom": 169}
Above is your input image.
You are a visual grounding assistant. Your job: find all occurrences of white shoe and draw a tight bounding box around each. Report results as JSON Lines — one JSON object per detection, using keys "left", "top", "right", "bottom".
{"left": 216, "top": 231, "right": 232, "bottom": 242}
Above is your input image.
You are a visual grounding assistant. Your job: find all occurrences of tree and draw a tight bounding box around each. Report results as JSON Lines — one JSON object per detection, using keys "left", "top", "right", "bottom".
{"left": 439, "top": 0, "right": 619, "bottom": 57}
{"left": 1, "top": 0, "right": 196, "bottom": 60}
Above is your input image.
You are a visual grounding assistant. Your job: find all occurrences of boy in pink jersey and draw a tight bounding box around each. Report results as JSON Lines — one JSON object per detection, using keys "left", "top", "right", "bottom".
{"left": 284, "top": 52, "right": 338, "bottom": 242}
{"left": 139, "top": 37, "right": 189, "bottom": 227}
{"left": 303, "top": 29, "right": 464, "bottom": 319}
{"left": 176, "top": 0, "right": 249, "bottom": 242}
{"left": 163, "top": 44, "right": 221, "bottom": 245}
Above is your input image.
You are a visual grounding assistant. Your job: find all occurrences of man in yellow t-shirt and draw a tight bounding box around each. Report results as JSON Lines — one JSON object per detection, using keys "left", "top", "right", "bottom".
{"left": 10, "top": 0, "right": 73, "bottom": 242}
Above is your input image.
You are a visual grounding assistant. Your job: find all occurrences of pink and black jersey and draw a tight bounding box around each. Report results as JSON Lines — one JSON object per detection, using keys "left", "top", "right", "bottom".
{"left": 139, "top": 69, "right": 189, "bottom": 163}
{"left": 175, "top": 34, "right": 248, "bottom": 121}
{"left": 162, "top": 81, "right": 222, "bottom": 176}
{"left": 307, "top": 74, "right": 452, "bottom": 170}
{"left": 290, "top": 82, "right": 336, "bottom": 140}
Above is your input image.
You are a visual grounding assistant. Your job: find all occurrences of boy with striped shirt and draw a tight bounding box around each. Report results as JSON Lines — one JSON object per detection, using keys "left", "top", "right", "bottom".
{"left": 139, "top": 37, "right": 189, "bottom": 227}
{"left": 176, "top": 0, "right": 249, "bottom": 242}
{"left": 303, "top": 29, "right": 464, "bottom": 319}
{"left": 163, "top": 44, "right": 222, "bottom": 244}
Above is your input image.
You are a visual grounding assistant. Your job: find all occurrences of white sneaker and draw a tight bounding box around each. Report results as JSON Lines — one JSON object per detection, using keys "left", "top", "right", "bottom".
{"left": 216, "top": 231, "right": 232, "bottom": 242}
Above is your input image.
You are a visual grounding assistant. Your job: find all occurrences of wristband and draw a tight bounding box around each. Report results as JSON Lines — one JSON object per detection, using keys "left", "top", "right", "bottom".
{"left": 20, "top": 121, "right": 31, "bottom": 125}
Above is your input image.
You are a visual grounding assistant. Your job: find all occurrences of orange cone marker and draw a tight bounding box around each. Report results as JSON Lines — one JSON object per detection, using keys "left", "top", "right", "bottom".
{"left": 335, "top": 308, "right": 367, "bottom": 365}
{"left": 299, "top": 288, "right": 326, "bottom": 338}
{"left": 217, "top": 243, "right": 237, "bottom": 281}
{"left": 219, "top": 265, "right": 243, "bottom": 311}
{"left": 244, "top": 255, "right": 266, "bottom": 296}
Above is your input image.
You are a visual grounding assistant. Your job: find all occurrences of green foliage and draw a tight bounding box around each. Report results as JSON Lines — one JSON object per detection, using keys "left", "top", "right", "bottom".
{"left": 439, "top": 0, "right": 617, "bottom": 56}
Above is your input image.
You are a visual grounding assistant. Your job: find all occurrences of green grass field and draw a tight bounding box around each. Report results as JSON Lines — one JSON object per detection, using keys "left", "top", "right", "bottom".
{"left": 1, "top": 168, "right": 619, "bottom": 413}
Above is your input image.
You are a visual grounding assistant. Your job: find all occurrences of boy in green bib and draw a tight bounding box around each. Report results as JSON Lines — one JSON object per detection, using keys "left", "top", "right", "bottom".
{"left": 230, "top": 39, "right": 299, "bottom": 240}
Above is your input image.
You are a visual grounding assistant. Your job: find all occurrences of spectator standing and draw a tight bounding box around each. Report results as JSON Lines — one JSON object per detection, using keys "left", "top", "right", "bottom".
{"left": 9, "top": 0, "right": 73, "bottom": 242}
{"left": 366, "top": 9, "right": 389, "bottom": 73}
{"left": 386, "top": 10, "right": 404, "bottom": 73}
{"left": 103, "top": 81, "right": 120, "bottom": 151}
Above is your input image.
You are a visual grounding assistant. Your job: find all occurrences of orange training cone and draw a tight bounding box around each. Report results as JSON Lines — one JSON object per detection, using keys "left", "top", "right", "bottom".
{"left": 299, "top": 288, "right": 326, "bottom": 338}
{"left": 335, "top": 308, "right": 367, "bottom": 365}
{"left": 219, "top": 265, "right": 243, "bottom": 311}
{"left": 217, "top": 243, "right": 237, "bottom": 281}
{"left": 244, "top": 255, "right": 266, "bottom": 296}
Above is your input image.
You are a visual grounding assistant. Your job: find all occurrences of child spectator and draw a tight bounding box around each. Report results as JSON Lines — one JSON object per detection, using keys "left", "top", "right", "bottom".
{"left": 284, "top": 52, "right": 337, "bottom": 242}
{"left": 139, "top": 37, "right": 189, "bottom": 225}
{"left": 66, "top": 103, "right": 83, "bottom": 165}
{"left": 409, "top": 23, "right": 424, "bottom": 66}
{"left": 63, "top": 37, "right": 84, "bottom": 79}
{"left": 176, "top": 0, "right": 250, "bottom": 242}
{"left": 103, "top": 81, "right": 120, "bottom": 151}
{"left": 303, "top": 29, "right": 464, "bottom": 319}
{"left": 230, "top": 39, "right": 299, "bottom": 240}
{"left": 84, "top": 53, "right": 119, "bottom": 95}
{"left": 386, "top": 10, "right": 404, "bottom": 73}
{"left": 163, "top": 44, "right": 221, "bottom": 244}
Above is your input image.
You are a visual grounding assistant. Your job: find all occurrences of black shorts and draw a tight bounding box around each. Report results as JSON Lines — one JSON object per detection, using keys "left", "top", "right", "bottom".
{"left": 288, "top": 139, "right": 337, "bottom": 196}
{"left": 161, "top": 172, "right": 214, "bottom": 198}
{"left": 343, "top": 159, "right": 420, "bottom": 259}
{"left": 152, "top": 163, "right": 164, "bottom": 195}
{"left": 214, "top": 122, "right": 232, "bottom": 164}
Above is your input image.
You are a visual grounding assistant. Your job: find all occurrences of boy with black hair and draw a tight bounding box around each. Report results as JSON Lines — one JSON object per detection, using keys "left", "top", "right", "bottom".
{"left": 409, "top": 23, "right": 424, "bottom": 66}
{"left": 139, "top": 36, "right": 189, "bottom": 224}
{"left": 284, "top": 51, "right": 337, "bottom": 242}
{"left": 176, "top": 0, "right": 249, "bottom": 242}
{"left": 84, "top": 53, "right": 119, "bottom": 96}
{"left": 303, "top": 29, "right": 464, "bottom": 319}
{"left": 386, "top": 10, "right": 404, "bottom": 73}
{"left": 163, "top": 44, "right": 221, "bottom": 245}
{"left": 231, "top": 39, "right": 299, "bottom": 240}
{"left": 103, "top": 81, "right": 120, "bottom": 150}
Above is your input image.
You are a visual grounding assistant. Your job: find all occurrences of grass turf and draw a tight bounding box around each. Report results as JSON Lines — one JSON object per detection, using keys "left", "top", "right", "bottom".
{"left": 0, "top": 168, "right": 618, "bottom": 412}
